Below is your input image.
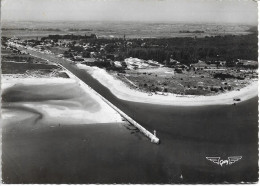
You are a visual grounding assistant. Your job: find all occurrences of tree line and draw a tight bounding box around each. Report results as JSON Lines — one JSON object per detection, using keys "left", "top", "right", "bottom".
{"left": 126, "top": 34, "right": 257, "bottom": 65}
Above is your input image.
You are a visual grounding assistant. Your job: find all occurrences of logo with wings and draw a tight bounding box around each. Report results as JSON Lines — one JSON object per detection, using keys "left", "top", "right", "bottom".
{"left": 206, "top": 156, "right": 242, "bottom": 166}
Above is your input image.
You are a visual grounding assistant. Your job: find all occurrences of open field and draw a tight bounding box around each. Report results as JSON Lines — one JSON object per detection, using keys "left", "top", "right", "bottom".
{"left": 115, "top": 67, "right": 256, "bottom": 95}
{"left": 1, "top": 48, "right": 68, "bottom": 78}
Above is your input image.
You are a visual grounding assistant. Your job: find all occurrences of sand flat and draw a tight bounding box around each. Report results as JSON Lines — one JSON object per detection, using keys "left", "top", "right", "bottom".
{"left": 2, "top": 75, "right": 123, "bottom": 126}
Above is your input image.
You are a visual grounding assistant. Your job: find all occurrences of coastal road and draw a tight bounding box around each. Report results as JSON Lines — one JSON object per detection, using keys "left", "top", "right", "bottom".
{"left": 6, "top": 46, "right": 259, "bottom": 183}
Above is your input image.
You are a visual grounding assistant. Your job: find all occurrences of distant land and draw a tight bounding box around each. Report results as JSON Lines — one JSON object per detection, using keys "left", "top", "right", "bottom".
{"left": 1, "top": 21, "right": 256, "bottom": 39}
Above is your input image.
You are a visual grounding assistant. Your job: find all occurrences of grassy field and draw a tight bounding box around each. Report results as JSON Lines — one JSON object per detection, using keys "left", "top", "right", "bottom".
{"left": 1, "top": 47, "right": 68, "bottom": 78}
{"left": 114, "top": 67, "right": 255, "bottom": 95}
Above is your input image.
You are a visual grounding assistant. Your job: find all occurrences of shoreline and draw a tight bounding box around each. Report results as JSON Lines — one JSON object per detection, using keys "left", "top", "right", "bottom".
{"left": 76, "top": 64, "right": 258, "bottom": 106}
{"left": 10, "top": 42, "right": 258, "bottom": 106}
{"left": 59, "top": 64, "right": 160, "bottom": 143}
{"left": 1, "top": 75, "right": 124, "bottom": 124}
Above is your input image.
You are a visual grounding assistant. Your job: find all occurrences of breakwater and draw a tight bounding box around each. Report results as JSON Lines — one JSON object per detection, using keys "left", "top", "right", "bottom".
{"left": 61, "top": 65, "right": 160, "bottom": 144}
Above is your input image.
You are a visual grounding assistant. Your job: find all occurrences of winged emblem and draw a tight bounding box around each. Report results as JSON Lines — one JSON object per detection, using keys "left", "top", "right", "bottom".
{"left": 228, "top": 156, "right": 242, "bottom": 165}
{"left": 206, "top": 157, "right": 220, "bottom": 165}
{"left": 206, "top": 156, "right": 242, "bottom": 166}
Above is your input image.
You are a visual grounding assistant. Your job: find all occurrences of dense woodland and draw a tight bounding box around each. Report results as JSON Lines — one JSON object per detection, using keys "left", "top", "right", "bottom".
{"left": 126, "top": 34, "right": 258, "bottom": 65}
{"left": 83, "top": 34, "right": 257, "bottom": 65}
{"left": 19, "top": 31, "right": 258, "bottom": 66}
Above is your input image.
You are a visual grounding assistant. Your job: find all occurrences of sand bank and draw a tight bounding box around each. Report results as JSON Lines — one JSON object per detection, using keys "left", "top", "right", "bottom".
{"left": 76, "top": 64, "right": 258, "bottom": 106}
{"left": 1, "top": 75, "right": 123, "bottom": 126}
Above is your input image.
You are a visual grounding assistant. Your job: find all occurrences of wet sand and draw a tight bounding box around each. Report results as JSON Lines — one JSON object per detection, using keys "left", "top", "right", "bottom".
{"left": 2, "top": 76, "right": 123, "bottom": 126}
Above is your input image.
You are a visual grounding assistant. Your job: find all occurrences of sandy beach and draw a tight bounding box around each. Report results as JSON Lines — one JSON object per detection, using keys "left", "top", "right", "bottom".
{"left": 76, "top": 64, "right": 258, "bottom": 106}
{"left": 2, "top": 75, "right": 123, "bottom": 126}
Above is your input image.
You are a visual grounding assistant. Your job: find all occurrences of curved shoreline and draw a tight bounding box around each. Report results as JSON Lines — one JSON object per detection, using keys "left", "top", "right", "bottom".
{"left": 77, "top": 64, "right": 258, "bottom": 106}
{"left": 11, "top": 43, "right": 258, "bottom": 107}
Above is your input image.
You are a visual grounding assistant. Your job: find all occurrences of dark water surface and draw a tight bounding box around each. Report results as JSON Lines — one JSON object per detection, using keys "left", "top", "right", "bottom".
{"left": 2, "top": 50, "right": 258, "bottom": 183}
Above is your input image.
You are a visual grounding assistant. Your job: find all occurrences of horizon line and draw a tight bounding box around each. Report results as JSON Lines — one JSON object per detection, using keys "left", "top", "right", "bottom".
{"left": 1, "top": 19, "right": 257, "bottom": 26}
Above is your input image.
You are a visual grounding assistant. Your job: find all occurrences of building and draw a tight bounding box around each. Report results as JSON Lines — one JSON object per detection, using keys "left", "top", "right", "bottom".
{"left": 174, "top": 68, "right": 183, "bottom": 73}
{"left": 207, "top": 64, "right": 217, "bottom": 69}
{"left": 114, "top": 61, "right": 122, "bottom": 68}
{"left": 190, "top": 60, "right": 208, "bottom": 70}
{"left": 237, "top": 59, "right": 258, "bottom": 69}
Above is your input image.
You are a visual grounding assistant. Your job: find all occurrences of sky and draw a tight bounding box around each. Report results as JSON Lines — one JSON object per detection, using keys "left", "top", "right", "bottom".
{"left": 1, "top": 0, "right": 258, "bottom": 24}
